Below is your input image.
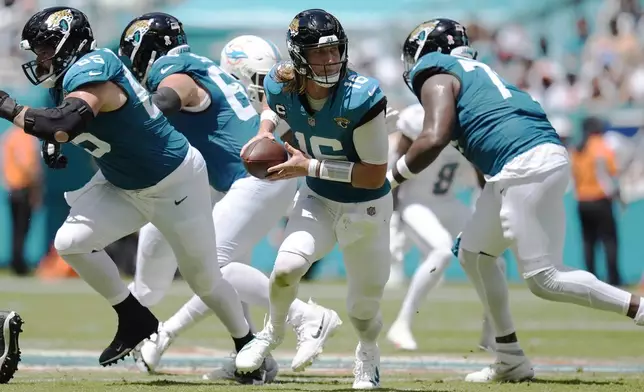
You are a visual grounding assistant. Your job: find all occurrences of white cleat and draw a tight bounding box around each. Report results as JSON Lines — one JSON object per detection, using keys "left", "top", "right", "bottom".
{"left": 235, "top": 322, "right": 283, "bottom": 373}
{"left": 465, "top": 354, "right": 534, "bottom": 383}
{"left": 203, "top": 352, "right": 279, "bottom": 384}
{"left": 352, "top": 341, "right": 381, "bottom": 389}
{"left": 386, "top": 320, "right": 417, "bottom": 351}
{"left": 132, "top": 323, "right": 174, "bottom": 373}
{"left": 291, "top": 299, "right": 343, "bottom": 372}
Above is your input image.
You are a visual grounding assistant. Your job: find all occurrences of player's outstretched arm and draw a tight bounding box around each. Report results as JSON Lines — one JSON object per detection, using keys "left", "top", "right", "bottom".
{"left": 387, "top": 74, "right": 459, "bottom": 188}
{"left": 153, "top": 73, "right": 200, "bottom": 114}
{"left": 0, "top": 84, "right": 111, "bottom": 144}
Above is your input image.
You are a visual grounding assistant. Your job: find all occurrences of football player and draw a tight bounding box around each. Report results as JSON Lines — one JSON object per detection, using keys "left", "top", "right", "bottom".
{"left": 390, "top": 18, "right": 644, "bottom": 383}
{"left": 386, "top": 103, "right": 502, "bottom": 352}
{"left": 118, "top": 15, "right": 339, "bottom": 382}
{"left": 0, "top": 7, "right": 252, "bottom": 368}
{"left": 234, "top": 9, "right": 391, "bottom": 389}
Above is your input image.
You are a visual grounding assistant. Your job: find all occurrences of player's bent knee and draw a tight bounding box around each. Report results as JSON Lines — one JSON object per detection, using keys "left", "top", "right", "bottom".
{"left": 431, "top": 248, "right": 454, "bottom": 271}
{"left": 347, "top": 297, "right": 381, "bottom": 320}
{"left": 54, "top": 223, "right": 95, "bottom": 256}
{"left": 272, "top": 251, "right": 311, "bottom": 287}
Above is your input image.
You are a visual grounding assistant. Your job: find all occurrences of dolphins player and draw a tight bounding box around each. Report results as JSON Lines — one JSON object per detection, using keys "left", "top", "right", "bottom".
{"left": 234, "top": 9, "right": 392, "bottom": 389}
{"left": 118, "top": 15, "right": 340, "bottom": 381}
{"left": 390, "top": 18, "right": 644, "bottom": 383}
{"left": 0, "top": 6, "right": 252, "bottom": 368}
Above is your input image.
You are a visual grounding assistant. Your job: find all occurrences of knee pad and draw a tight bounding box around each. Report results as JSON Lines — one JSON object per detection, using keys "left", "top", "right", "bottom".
{"left": 272, "top": 251, "right": 311, "bottom": 287}
{"left": 346, "top": 281, "right": 385, "bottom": 320}
{"left": 347, "top": 294, "right": 381, "bottom": 321}
{"left": 54, "top": 223, "right": 95, "bottom": 256}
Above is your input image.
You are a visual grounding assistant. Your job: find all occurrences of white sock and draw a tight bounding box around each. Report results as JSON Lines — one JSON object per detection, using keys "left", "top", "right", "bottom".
{"left": 396, "top": 249, "right": 452, "bottom": 326}
{"left": 459, "top": 249, "right": 517, "bottom": 337}
{"left": 350, "top": 312, "right": 383, "bottom": 344}
{"left": 163, "top": 295, "right": 210, "bottom": 336}
{"left": 242, "top": 302, "right": 257, "bottom": 334}
{"left": 269, "top": 252, "right": 310, "bottom": 333}
{"left": 198, "top": 279, "right": 249, "bottom": 338}
{"left": 62, "top": 251, "right": 130, "bottom": 305}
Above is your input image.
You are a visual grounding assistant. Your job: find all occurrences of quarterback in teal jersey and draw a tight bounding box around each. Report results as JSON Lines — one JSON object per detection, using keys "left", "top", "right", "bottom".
{"left": 118, "top": 14, "right": 339, "bottom": 382}
{"left": 390, "top": 18, "right": 644, "bottom": 383}
{"left": 0, "top": 6, "right": 252, "bottom": 369}
{"left": 235, "top": 9, "right": 391, "bottom": 389}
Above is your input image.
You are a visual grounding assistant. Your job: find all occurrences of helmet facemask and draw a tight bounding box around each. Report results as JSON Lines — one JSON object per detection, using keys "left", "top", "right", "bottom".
{"left": 290, "top": 37, "right": 348, "bottom": 88}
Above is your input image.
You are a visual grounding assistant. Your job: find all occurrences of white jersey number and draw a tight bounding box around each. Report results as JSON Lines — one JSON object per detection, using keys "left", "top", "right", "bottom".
{"left": 458, "top": 59, "right": 512, "bottom": 99}
{"left": 72, "top": 133, "right": 112, "bottom": 158}
{"left": 294, "top": 131, "right": 347, "bottom": 160}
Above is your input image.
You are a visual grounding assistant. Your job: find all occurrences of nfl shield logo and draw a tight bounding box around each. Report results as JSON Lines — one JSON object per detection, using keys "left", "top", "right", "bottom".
{"left": 308, "top": 117, "right": 316, "bottom": 126}
{"left": 367, "top": 206, "right": 376, "bottom": 216}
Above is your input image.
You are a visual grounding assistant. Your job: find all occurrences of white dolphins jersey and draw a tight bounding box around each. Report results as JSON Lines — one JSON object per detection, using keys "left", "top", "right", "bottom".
{"left": 395, "top": 103, "right": 477, "bottom": 203}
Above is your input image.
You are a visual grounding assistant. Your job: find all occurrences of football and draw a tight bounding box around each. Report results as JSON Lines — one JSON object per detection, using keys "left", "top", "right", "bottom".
{"left": 242, "top": 138, "right": 288, "bottom": 179}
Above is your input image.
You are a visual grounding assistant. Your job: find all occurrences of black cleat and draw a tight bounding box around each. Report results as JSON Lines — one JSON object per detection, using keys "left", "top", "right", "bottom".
{"left": 234, "top": 367, "right": 266, "bottom": 385}
{"left": 0, "top": 311, "right": 23, "bottom": 384}
{"left": 99, "top": 295, "right": 159, "bottom": 367}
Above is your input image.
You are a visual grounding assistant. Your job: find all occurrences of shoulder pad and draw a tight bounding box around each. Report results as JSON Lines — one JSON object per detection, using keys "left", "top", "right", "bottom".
{"left": 147, "top": 52, "right": 215, "bottom": 91}
{"left": 63, "top": 49, "right": 122, "bottom": 93}
{"left": 408, "top": 52, "right": 456, "bottom": 96}
{"left": 341, "top": 72, "right": 384, "bottom": 110}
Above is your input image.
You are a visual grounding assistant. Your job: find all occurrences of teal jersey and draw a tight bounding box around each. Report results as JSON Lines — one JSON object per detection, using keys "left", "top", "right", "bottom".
{"left": 264, "top": 66, "right": 390, "bottom": 203}
{"left": 146, "top": 51, "right": 257, "bottom": 192}
{"left": 61, "top": 48, "right": 189, "bottom": 190}
{"left": 408, "top": 52, "right": 562, "bottom": 176}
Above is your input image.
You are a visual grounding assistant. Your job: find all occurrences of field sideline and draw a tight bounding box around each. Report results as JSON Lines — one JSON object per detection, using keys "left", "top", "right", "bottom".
{"left": 2, "top": 276, "right": 644, "bottom": 391}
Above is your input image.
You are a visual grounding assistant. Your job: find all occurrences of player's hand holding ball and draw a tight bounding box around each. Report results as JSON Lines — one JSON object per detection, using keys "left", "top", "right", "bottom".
{"left": 240, "top": 130, "right": 275, "bottom": 157}
{"left": 266, "top": 142, "right": 310, "bottom": 181}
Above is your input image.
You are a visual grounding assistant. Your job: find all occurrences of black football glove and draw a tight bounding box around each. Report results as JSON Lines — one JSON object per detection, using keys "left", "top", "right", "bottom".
{"left": 0, "top": 90, "right": 23, "bottom": 122}
{"left": 41, "top": 141, "right": 68, "bottom": 169}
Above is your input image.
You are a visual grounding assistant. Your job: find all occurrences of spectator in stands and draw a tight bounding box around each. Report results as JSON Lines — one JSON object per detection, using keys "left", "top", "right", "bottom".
{"left": 1, "top": 126, "right": 41, "bottom": 276}
{"left": 571, "top": 117, "right": 622, "bottom": 286}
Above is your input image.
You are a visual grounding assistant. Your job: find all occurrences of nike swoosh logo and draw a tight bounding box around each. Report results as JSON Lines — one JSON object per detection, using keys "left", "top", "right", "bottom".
{"left": 311, "top": 314, "right": 325, "bottom": 339}
{"left": 160, "top": 65, "right": 174, "bottom": 74}
{"left": 368, "top": 86, "right": 377, "bottom": 97}
{"left": 174, "top": 196, "right": 187, "bottom": 205}
{"left": 88, "top": 71, "right": 102, "bottom": 76}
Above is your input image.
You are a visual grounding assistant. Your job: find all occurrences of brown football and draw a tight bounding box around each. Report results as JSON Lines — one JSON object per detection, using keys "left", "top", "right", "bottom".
{"left": 242, "top": 138, "right": 288, "bottom": 179}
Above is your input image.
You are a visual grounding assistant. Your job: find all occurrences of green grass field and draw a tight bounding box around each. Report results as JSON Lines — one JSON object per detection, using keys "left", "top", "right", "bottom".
{"left": 1, "top": 276, "right": 644, "bottom": 391}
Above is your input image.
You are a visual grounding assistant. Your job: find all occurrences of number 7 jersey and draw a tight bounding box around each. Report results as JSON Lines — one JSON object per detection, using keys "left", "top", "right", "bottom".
{"left": 408, "top": 52, "right": 562, "bottom": 177}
